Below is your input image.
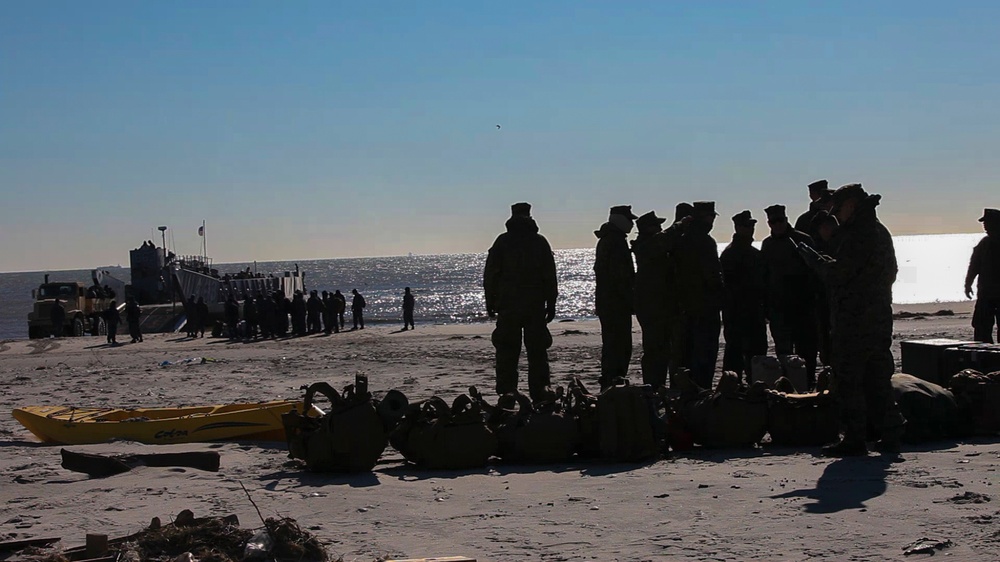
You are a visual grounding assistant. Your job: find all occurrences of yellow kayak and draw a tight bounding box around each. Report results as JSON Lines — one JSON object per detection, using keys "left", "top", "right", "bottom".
{"left": 12, "top": 400, "right": 320, "bottom": 445}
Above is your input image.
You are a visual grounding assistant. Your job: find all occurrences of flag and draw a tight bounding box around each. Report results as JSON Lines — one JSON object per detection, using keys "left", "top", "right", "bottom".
{"left": 198, "top": 225, "right": 204, "bottom": 236}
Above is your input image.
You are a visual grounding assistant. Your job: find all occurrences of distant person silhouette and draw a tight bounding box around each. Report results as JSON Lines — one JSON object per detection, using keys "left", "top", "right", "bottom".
{"left": 225, "top": 295, "right": 241, "bottom": 339}
{"left": 50, "top": 298, "right": 65, "bottom": 338}
{"left": 966, "top": 208, "right": 1000, "bottom": 343}
{"left": 185, "top": 295, "right": 197, "bottom": 338}
{"left": 125, "top": 296, "right": 143, "bottom": 343}
{"left": 306, "top": 290, "right": 324, "bottom": 334}
{"left": 196, "top": 297, "right": 210, "bottom": 338}
{"left": 322, "top": 291, "right": 335, "bottom": 334}
{"left": 291, "top": 291, "right": 307, "bottom": 336}
{"left": 351, "top": 289, "right": 366, "bottom": 329}
{"left": 794, "top": 179, "right": 833, "bottom": 236}
{"left": 243, "top": 294, "right": 259, "bottom": 339}
{"left": 484, "top": 202, "right": 558, "bottom": 402}
{"left": 594, "top": 205, "right": 637, "bottom": 390}
{"left": 333, "top": 290, "right": 347, "bottom": 330}
{"left": 402, "top": 287, "right": 415, "bottom": 330}
{"left": 104, "top": 301, "right": 121, "bottom": 345}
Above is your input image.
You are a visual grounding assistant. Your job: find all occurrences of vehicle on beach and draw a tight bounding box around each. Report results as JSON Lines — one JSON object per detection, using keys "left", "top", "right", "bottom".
{"left": 26, "top": 271, "right": 126, "bottom": 339}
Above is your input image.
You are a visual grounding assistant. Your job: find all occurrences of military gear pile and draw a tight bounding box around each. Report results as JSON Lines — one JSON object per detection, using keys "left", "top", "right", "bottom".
{"left": 475, "top": 387, "right": 580, "bottom": 464}
{"left": 948, "top": 369, "right": 1000, "bottom": 435}
{"left": 282, "top": 376, "right": 389, "bottom": 472}
{"left": 890, "top": 373, "right": 965, "bottom": 443}
{"left": 674, "top": 371, "right": 769, "bottom": 448}
{"left": 389, "top": 393, "right": 498, "bottom": 469}
{"left": 765, "top": 382, "right": 839, "bottom": 446}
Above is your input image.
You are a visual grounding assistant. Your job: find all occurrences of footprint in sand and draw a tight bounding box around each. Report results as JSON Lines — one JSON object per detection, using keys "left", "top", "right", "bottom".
{"left": 27, "top": 340, "right": 61, "bottom": 355}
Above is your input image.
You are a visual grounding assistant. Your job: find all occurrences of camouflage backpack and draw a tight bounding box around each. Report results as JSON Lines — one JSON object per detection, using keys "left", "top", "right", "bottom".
{"left": 596, "top": 381, "right": 665, "bottom": 462}
{"left": 477, "top": 388, "right": 579, "bottom": 464}
{"left": 389, "top": 394, "right": 497, "bottom": 469}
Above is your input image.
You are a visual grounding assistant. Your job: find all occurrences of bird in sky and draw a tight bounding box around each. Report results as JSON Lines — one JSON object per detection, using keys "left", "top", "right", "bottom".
{"left": 496, "top": 124, "right": 501, "bottom": 129}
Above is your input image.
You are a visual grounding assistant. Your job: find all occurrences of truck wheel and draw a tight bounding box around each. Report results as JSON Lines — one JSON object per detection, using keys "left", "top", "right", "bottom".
{"left": 91, "top": 317, "right": 107, "bottom": 336}
{"left": 72, "top": 317, "right": 85, "bottom": 337}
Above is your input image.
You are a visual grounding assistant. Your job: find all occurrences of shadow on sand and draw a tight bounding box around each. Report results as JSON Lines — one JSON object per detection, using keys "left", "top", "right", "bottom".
{"left": 770, "top": 456, "right": 894, "bottom": 513}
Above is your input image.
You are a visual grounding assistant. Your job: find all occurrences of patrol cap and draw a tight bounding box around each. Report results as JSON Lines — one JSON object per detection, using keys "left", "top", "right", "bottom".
{"left": 810, "top": 210, "right": 838, "bottom": 229}
{"left": 675, "top": 202, "right": 694, "bottom": 222}
{"left": 731, "top": 210, "right": 757, "bottom": 227}
{"left": 610, "top": 205, "right": 638, "bottom": 220}
{"left": 764, "top": 204, "right": 787, "bottom": 222}
{"left": 980, "top": 208, "right": 1000, "bottom": 223}
{"left": 808, "top": 179, "right": 829, "bottom": 195}
{"left": 692, "top": 201, "right": 718, "bottom": 217}
{"left": 831, "top": 183, "right": 867, "bottom": 204}
{"left": 636, "top": 211, "right": 667, "bottom": 231}
{"left": 511, "top": 202, "right": 532, "bottom": 217}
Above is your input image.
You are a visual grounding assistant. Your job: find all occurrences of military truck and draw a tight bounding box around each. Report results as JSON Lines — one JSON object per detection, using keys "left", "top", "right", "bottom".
{"left": 27, "top": 274, "right": 120, "bottom": 339}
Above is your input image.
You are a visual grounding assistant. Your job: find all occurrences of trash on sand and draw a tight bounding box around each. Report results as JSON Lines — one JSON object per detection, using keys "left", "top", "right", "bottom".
{"left": 902, "top": 537, "right": 952, "bottom": 555}
{"left": 159, "top": 357, "right": 216, "bottom": 367}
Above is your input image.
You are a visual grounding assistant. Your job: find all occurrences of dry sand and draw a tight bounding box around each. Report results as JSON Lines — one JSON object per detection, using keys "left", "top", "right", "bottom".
{"left": 1, "top": 303, "right": 998, "bottom": 561}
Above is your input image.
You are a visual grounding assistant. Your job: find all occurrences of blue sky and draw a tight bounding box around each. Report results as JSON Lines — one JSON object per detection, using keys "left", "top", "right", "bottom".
{"left": 1, "top": 1, "right": 997, "bottom": 271}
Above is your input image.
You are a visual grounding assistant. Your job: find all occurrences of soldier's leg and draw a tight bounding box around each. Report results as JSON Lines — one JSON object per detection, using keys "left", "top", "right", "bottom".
{"left": 721, "top": 311, "right": 743, "bottom": 376}
{"left": 769, "top": 308, "right": 794, "bottom": 356}
{"left": 638, "top": 313, "right": 668, "bottom": 387}
{"left": 831, "top": 342, "right": 867, "bottom": 446}
{"left": 796, "top": 307, "right": 819, "bottom": 389}
{"left": 492, "top": 312, "right": 523, "bottom": 397}
{"left": 689, "top": 311, "right": 721, "bottom": 390}
{"left": 972, "top": 299, "right": 995, "bottom": 343}
{"left": 599, "top": 311, "right": 632, "bottom": 386}
{"left": 864, "top": 342, "right": 905, "bottom": 447}
{"left": 746, "top": 315, "right": 769, "bottom": 384}
{"left": 523, "top": 314, "right": 554, "bottom": 401}
{"left": 667, "top": 313, "right": 688, "bottom": 386}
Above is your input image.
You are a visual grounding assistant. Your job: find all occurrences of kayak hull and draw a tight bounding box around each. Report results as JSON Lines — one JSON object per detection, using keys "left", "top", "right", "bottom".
{"left": 12, "top": 401, "right": 312, "bottom": 445}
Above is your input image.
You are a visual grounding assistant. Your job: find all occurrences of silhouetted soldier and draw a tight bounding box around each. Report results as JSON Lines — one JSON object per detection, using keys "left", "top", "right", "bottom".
{"left": 966, "top": 208, "right": 1000, "bottom": 343}
{"left": 273, "top": 291, "right": 289, "bottom": 337}
{"left": 594, "top": 205, "right": 637, "bottom": 389}
{"left": 104, "top": 301, "right": 121, "bottom": 345}
{"left": 674, "top": 201, "right": 724, "bottom": 390}
{"left": 243, "top": 295, "right": 259, "bottom": 339}
{"left": 291, "top": 291, "right": 307, "bottom": 336}
{"left": 125, "top": 297, "right": 143, "bottom": 343}
{"left": 333, "top": 290, "right": 347, "bottom": 330}
{"left": 811, "top": 211, "right": 839, "bottom": 365}
{"left": 196, "top": 297, "right": 210, "bottom": 338}
{"left": 720, "top": 211, "right": 767, "bottom": 381}
{"left": 322, "top": 291, "right": 335, "bottom": 334}
{"left": 225, "top": 295, "right": 240, "bottom": 339}
{"left": 761, "top": 204, "right": 819, "bottom": 388}
{"left": 185, "top": 295, "right": 197, "bottom": 338}
{"left": 805, "top": 183, "right": 904, "bottom": 456}
{"left": 402, "top": 287, "right": 415, "bottom": 330}
{"left": 50, "top": 299, "right": 65, "bottom": 338}
{"left": 258, "top": 292, "right": 275, "bottom": 338}
{"left": 667, "top": 202, "right": 694, "bottom": 382}
{"left": 632, "top": 210, "right": 683, "bottom": 387}
{"left": 306, "top": 290, "right": 324, "bottom": 334}
{"left": 484, "top": 202, "right": 558, "bottom": 401}
{"left": 351, "top": 289, "right": 366, "bottom": 330}
{"left": 794, "top": 179, "right": 833, "bottom": 235}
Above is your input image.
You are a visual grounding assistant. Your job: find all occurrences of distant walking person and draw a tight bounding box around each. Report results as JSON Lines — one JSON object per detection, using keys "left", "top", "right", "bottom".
{"left": 351, "top": 289, "right": 366, "bottom": 330}
{"left": 104, "top": 301, "right": 121, "bottom": 345}
{"left": 594, "top": 205, "right": 637, "bottom": 390}
{"left": 196, "top": 297, "right": 210, "bottom": 338}
{"left": 306, "top": 290, "right": 324, "bottom": 334}
{"left": 966, "top": 208, "right": 1000, "bottom": 343}
{"left": 484, "top": 202, "right": 558, "bottom": 402}
{"left": 125, "top": 297, "right": 143, "bottom": 343}
{"left": 50, "top": 298, "right": 65, "bottom": 338}
{"left": 402, "top": 287, "right": 415, "bottom": 330}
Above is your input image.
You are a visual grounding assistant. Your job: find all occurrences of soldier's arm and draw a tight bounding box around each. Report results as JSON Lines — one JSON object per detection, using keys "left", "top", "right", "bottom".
{"left": 965, "top": 241, "right": 983, "bottom": 298}
{"left": 483, "top": 238, "right": 503, "bottom": 314}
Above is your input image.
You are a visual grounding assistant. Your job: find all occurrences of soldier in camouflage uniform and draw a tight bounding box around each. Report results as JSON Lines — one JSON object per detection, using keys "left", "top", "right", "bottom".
{"left": 965, "top": 208, "right": 1000, "bottom": 343}
{"left": 484, "top": 202, "right": 559, "bottom": 402}
{"left": 632, "top": 210, "right": 684, "bottom": 387}
{"left": 594, "top": 205, "right": 638, "bottom": 389}
{"left": 720, "top": 210, "right": 767, "bottom": 381}
{"left": 804, "top": 184, "right": 905, "bottom": 457}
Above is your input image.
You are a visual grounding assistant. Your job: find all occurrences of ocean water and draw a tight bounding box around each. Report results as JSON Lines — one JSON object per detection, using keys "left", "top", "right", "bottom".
{"left": 0, "top": 233, "right": 984, "bottom": 341}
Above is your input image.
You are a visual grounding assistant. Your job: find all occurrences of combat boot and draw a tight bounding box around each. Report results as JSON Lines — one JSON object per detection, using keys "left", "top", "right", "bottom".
{"left": 821, "top": 437, "right": 867, "bottom": 458}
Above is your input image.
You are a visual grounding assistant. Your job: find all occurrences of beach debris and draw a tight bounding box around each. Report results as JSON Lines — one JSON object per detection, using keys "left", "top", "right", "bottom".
{"left": 158, "top": 357, "right": 218, "bottom": 367}
{"left": 902, "top": 537, "right": 952, "bottom": 555}
{"left": 937, "top": 491, "right": 991, "bottom": 504}
{"left": 61, "top": 449, "right": 221, "bottom": 478}
{"left": 0, "top": 537, "right": 61, "bottom": 555}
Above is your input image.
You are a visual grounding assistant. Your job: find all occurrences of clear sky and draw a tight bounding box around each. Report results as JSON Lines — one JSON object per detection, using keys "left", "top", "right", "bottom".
{"left": 2, "top": 1, "right": 997, "bottom": 272}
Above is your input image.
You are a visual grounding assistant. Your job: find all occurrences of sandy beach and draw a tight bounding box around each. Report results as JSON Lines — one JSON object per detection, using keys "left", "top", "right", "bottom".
{"left": 1, "top": 303, "right": 998, "bottom": 561}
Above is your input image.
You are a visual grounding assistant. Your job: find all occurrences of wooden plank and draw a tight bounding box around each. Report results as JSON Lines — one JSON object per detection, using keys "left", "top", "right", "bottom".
{"left": 0, "top": 537, "right": 61, "bottom": 553}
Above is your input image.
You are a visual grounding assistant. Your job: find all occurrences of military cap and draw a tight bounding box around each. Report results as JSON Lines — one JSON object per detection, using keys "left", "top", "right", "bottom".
{"left": 764, "top": 204, "right": 787, "bottom": 221}
{"left": 979, "top": 208, "right": 1000, "bottom": 223}
{"left": 731, "top": 210, "right": 757, "bottom": 227}
{"left": 675, "top": 202, "right": 694, "bottom": 222}
{"left": 636, "top": 211, "right": 667, "bottom": 231}
{"left": 692, "top": 201, "right": 718, "bottom": 216}
{"left": 510, "top": 202, "right": 532, "bottom": 217}
{"left": 831, "top": 183, "right": 867, "bottom": 204}
{"left": 610, "top": 205, "right": 638, "bottom": 220}
{"left": 808, "top": 179, "right": 829, "bottom": 194}
{"left": 810, "top": 210, "right": 838, "bottom": 229}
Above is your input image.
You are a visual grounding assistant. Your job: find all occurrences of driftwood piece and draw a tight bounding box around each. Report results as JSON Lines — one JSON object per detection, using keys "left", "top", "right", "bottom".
{"left": 61, "top": 448, "right": 221, "bottom": 478}
{"left": 0, "top": 537, "right": 61, "bottom": 554}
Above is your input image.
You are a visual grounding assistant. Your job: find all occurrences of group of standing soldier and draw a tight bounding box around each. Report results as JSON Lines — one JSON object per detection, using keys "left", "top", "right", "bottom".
{"left": 213, "top": 288, "right": 361, "bottom": 339}
{"left": 484, "top": 182, "right": 908, "bottom": 457}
